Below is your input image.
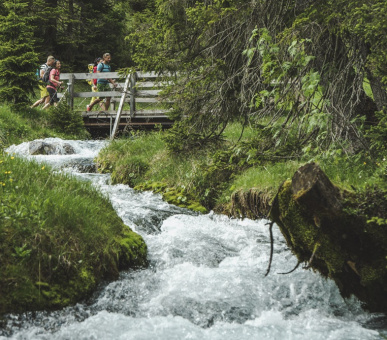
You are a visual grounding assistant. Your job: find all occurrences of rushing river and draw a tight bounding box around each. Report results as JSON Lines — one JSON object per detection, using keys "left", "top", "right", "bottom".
{"left": 1, "top": 138, "right": 387, "bottom": 340}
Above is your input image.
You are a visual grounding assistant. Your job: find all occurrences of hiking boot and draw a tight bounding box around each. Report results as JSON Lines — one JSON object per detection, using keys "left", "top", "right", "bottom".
{"left": 86, "top": 105, "right": 91, "bottom": 111}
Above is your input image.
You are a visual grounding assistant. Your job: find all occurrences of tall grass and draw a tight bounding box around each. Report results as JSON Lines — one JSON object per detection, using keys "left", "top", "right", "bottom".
{"left": 97, "top": 131, "right": 210, "bottom": 189}
{"left": 0, "top": 153, "right": 147, "bottom": 314}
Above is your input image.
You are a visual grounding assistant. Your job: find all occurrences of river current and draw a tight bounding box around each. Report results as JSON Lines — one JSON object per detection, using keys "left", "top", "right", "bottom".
{"left": 1, "top": 138, "right": 387, "bottom": 340}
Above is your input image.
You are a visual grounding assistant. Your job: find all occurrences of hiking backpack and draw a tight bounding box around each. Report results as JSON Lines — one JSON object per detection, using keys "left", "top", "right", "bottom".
{"left": 42, "top": 66, "right": 53, "bottom": 84}
{"left": 86, "top": 64, "right": 94, "bottom": 85}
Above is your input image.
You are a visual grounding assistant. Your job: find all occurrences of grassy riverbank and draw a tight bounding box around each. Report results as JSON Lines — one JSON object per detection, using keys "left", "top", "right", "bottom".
{"left": 0, "top": 153, "right": 147, "bottom": 315}
{"left": 0, "top": 103, "right": 148, "bottom": 315}
{"left": 0, "top": 103, "right": 89, "bottom": 150}
{"left": 96, "top": 123, "right": 387, "bottom": 213}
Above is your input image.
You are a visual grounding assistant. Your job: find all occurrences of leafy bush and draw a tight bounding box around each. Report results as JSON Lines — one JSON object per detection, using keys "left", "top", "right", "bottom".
{"left": 0, "top": 104, "right": 89, "bottom": 149}
{"left": 48, "top": 99, "right": 89, "bottom": 138}
{"left": 162, "top": 119, "right": 224, "bottom": 153}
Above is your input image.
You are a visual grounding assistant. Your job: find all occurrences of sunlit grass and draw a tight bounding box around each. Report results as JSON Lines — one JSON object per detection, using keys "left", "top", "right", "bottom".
{"left": 0, "top": 153, "right": 146, "bottom": 314}
{"left": 0, "top": 105, "right": 58, "bottom": 148}
{"left": 97, "top": 131, "right": 210, "bottom": 190}
{"left": 217, "top": 161, "right": 302, "bottom": 204}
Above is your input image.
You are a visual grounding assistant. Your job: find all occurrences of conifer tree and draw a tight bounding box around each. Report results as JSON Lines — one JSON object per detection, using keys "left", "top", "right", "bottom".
{"left": 0, "top": 0, "right": 39, "bottom": 110}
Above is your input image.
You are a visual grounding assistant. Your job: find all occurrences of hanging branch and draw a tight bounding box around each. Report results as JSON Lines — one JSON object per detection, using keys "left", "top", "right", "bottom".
{"left": 264, "top": 221, "right": 274, "bottom": 277}
{"left": 278, "top": 261, "right": 301, "bottom": 275}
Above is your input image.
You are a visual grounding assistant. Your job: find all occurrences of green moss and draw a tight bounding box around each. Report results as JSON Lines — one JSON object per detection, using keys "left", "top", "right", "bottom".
{"left": 117, "top": 229, "right": 148, "bottom": 269}
{"left": 135, "top": 181, "right": 207, "bottom": 213}
{"left": 270, "top": 171, "right": 387, "bottom": 312}
{"left": 360, "top": 265, "right": 384, "bottom": 285}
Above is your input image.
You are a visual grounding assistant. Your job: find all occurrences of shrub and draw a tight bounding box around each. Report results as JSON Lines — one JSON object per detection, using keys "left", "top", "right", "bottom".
{"left": 48, "top": 99, "right": 89, "bottom": 138}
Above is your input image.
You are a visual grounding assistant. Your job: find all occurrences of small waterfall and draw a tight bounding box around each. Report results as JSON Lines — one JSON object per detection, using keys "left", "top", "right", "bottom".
{"left": 1, "top": 138, "right": 386, "bottom": 340}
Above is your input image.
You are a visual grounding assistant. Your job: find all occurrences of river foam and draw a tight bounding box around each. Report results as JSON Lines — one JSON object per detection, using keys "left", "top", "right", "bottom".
{"left": 2, "top": 138, "right": 386, "bottom": 339}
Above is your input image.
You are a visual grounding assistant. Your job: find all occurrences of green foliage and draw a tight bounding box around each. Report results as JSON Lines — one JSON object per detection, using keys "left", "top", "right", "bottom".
{"left": 191, "top": 149, "right": 241, "bottom": 208}
{"left": 112, "top": 155, "right": 149, "bottom": 187}
{"left": 47, "top": 99, "right": 89, "bottom": 138}
{"left": 0, "top": 0, "right": 39, "bottom": 110}
{"left": 97, "top": 131, "right": 165, "bottom": 182}
{"left": 335, "top": 0, "right": 387, "bottom": 86}
{"left": 127, "top": 0, "right": 155, "bottom": 12}
{"left": 245, "top": 28, "right": 331, "bottom": 150}
{"left": 127, "top": 0, "right": 246, "bottom": 149}
{"left": 162, "top": 119, "right": 224, "bottom": 153}
{"left": 97, "top": 120, "right": 387, "bottom": 214}
{"left": 0, "top": 154, "right": 147, "bottom": 315}
{"left": 0, "top": 104, "right": 88, "bottom": 149}
{"left": 365, "top": 109, "right": 387, "bottom": 155}
{"left": 28, "top": 0, "right": 130, "bottom": 71}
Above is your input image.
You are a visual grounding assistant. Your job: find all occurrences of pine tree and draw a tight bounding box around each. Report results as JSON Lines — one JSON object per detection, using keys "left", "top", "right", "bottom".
{"left": 0, "top": 0, "right": 39, "bottom": 110}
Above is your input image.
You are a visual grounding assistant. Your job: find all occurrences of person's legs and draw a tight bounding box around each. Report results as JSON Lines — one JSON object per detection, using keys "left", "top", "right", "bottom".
{"left": 31, "top": 97, "right": 45, "bottom": 108}
{"left": 104, "top": 97, "right": 111, "bottom": 111}
{"left": 88, "top": 86, "right": 99, "bottom": 110}
{"left": 87, "top": 98, "right": 101, "bottom": 111}
{"left": 97, "top": 83, "right": 110, "bottom": 111}
{"left": 90, "top": 85, "right": 97, "bottom": 105}
{"left": 43, "top": 87, "right": 57, "bottom": 110}
{"left": 31, "top": 85, "right": 49, "bottom": 108}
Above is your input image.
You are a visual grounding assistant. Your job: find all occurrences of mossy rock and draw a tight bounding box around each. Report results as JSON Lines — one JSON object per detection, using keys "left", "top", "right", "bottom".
{"left": 135, "top": 181, "right": 207, "bottom": 213}
{"left": 269, "top": 162, "right": 387, "bottom": 312}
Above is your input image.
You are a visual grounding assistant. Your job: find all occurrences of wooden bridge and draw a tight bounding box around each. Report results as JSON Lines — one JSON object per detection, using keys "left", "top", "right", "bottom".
{"left": 59, "top": 71, "right": 175, "bottom": 138}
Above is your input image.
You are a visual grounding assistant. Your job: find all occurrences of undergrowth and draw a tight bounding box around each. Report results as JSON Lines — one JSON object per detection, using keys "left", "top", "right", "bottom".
{"left": 0, "top": 103, "right": 89, "bottom": 150}
{"left": 96, "top": 122, "right": 387, "bottom": 211}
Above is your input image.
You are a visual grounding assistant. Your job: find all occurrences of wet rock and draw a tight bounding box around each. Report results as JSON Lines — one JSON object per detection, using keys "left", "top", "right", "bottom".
{"left": 29, "top": 141, "right": 76, "bottom": 155}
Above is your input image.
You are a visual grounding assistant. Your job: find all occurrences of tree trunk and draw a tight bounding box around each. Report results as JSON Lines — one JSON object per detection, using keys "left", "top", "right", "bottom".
{"left": 269, "top": 163, "right": 387, "bottom": 312}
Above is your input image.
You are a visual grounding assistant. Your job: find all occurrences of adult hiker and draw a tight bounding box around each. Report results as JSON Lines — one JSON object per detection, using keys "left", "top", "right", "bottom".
{"left": 95, "top": 52, "right": 117, "bottom": 111}
{"left": 42, "top": 60, "right": 64, "bottom": 110}
{"left": 86, "top": 57, "right": 104, "bottom": 111}
{"left": 31, "top": 56, "right": 56, "bottom": 108}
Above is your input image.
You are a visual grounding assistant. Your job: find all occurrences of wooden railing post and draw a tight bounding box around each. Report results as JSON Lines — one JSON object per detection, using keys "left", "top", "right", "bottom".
{"left": 130, "top": 72, "right": 137, "bottom": 117}
{"left": 110, "top": 74, "right": 131, "bottom": 139}
{"left": 67, "top": 73, "right": 75, "bottom": 109}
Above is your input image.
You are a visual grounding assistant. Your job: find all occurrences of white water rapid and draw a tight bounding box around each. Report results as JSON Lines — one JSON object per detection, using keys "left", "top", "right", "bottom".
{"left": 1, "top": 138, "right": 387, "bottom": 340}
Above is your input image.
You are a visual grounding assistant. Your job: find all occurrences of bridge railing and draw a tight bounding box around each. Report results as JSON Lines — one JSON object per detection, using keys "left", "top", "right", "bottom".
{"left": 58, "top": 71, "right": 174, "bottom": 118}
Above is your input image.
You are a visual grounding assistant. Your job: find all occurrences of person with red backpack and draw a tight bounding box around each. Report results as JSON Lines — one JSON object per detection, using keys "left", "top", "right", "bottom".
{"left": 42, "top": 60, "right": 63, "bottom": 109}
{"left": 86, "top": 57, "right": 104, "bottom": 111}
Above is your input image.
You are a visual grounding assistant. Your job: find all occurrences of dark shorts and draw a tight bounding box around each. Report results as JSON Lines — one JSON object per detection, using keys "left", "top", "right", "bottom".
{"left": 47, "top": 87, "right": 59, "bottom": 105}
{"left": 97, "top": 83, "right": 111, "bottom": 97}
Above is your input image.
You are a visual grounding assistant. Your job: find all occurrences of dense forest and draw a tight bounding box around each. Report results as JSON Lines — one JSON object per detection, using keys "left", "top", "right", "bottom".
{"left": 0, "top": 0, "right": 386, "bottom": 164}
